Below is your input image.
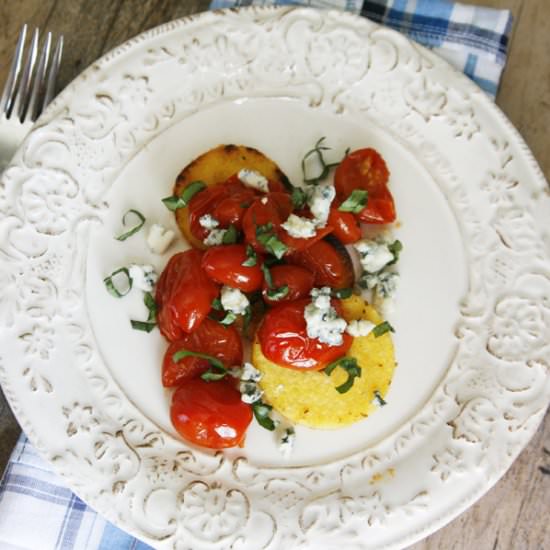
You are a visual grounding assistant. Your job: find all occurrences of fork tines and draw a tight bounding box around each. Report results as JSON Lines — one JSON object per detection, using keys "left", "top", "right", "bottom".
{"left": 0, "top": 25, "right": 64, "bottom": 123}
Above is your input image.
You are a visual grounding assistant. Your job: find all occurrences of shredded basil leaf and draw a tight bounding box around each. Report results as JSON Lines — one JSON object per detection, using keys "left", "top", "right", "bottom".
{"left": 256, "top": 222, "right": 273, "bottom": 236}
{"left": 373, "top": 321, "right": 395, "bottom": 337}
{"left": 242, "top": 305, "right": 253, "bottom": 335}
{"left": 301, "top": 137, "right": 341, "bottom": 184}
{"left": 130, "top": 320, "right": 156, "bottom": 332}
{"left": 222, "top": 224, "right": 238, "bottom": 245}
{"left": 162, "top": 180, "right": 206, "bottom": 211}
{"left": 324, "top": 356, "right": 361, "bottom": 394}
{"left": 211, "top": 297, "right": 223, "bottom": 311}
{"left": 143, "top": 292, "right": 158, "bottom": 322}
{"left": 388, "top": 240, "right": 403, "bottom": 265}
{"left": 261, "top": 264, "right": 273, "bottom": 288}
{"left": 104, "top": 267, "right": 132, "bottom": 298}
{"left": 242, "top": 244, "right": 257, "bottom": 267}
{"left": 338, "top": 189, "right": 368, "bottom": 214}
{"left": 172, "top": 349, "right": 224, "bottom": 369}
{"left": 220, "top": 311, "right": 237, "bottom": 326}
{"left": 257, "top": 232, "right": 288, "bottom": 259}
{"left": 373, "top": 390, "right": 387, "bottom": 406}
{"left": 291, "top": 187, "right": 307, "bottom": 209}
{"left": 266, "top": 285, "right": 289, "bottom": 301}
{"left": 201, "top": 362, "right": 229, "bottom": 382}
{"left": 115, "top": 209, "right": 146, "bottom": 241}
{"left": 252, "top": 401, "right": 276, "bottom": 431}
{"left": 332, "top": 287, "right": 352, "bottom": 299}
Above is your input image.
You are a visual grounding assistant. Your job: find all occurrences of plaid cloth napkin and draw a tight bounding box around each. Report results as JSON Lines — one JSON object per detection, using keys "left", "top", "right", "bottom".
{"left": 0, "top": 1, "right": 512, "bottom": 549}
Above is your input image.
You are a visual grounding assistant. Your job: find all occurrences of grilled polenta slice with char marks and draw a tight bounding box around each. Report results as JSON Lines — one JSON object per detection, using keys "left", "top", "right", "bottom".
{"left": 173, "top": 144, "right": 290, "bottom": 249}
{"left": 252, "top": 295, "right": 395, "bottom": 429}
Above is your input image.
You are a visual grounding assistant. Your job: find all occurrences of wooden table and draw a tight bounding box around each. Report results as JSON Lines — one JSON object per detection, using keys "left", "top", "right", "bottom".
{"left": 0, "top": 1, "right": 548, "bottom": 548}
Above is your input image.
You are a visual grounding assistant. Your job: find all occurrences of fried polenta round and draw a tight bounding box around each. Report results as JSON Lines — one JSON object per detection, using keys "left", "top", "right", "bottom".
{"left": 252, "top": 295, "right": 395, "bottom": 429}
{"left": 174, "top": 144, "right": 290, "bottom": 249}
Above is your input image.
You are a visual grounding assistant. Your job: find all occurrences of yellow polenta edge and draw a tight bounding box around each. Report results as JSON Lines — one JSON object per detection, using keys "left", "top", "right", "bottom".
{"left": 252, "top": 295, "right": 396, "bottom": 429}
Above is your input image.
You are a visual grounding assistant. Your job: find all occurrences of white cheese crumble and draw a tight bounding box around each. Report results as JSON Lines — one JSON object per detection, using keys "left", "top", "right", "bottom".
{"left": 147, "top": 223, "right": 175, "bottom": 255}
{"left": 376, "top": 271, "right": 400, "bottom": 299}
{"left": 239, "top": 381, "right": 264, "bottom": 404}
{"left": 236, "top": 362, "right": 263, "bottom": 404}
{"left": 240, "top": 362, "right": 262, "bottom": 382}
{"left": 304, "top": 287, "right": 347, "bottom": 346}
{"left": 354, "top": 239, "right": 394, "bottom": 273}
{"left": 200, "top": 214, "right": 227, "bottom": 246}
{"left": 346, "top": 319, "right": 375, "bottom": 337}
{"left": 281, "top": 214, "right": 316, "bottom": 239}
{"left": 308, "top": 183, "right": 335, "bottom": 227}
{"left": 220, "top": 286, "right": 250, "bottom": 315}
{"left": 199, "top": 214, "right": 219, "bottom": 230}
{"left": 277, "top": 426, "right": 296, "bottom": 458}
{"left": 203, "top": 229, "right": 227, "bottom": 246}
{"left": 238, "top": 168, "right": 269, "bottom": 193}
{"left": 128, "top": 264, "right": 157, "bottom": 292}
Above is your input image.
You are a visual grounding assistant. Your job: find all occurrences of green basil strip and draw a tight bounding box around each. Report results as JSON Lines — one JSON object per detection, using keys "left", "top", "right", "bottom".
{"left": 172, "top": 349, "right": 224, "bottom": 370}
{"left": 201, "top": 362, "right": 229, "bottom": 382}
{"left": 266, "top": 285, "right": 289, "bottom": 301}
{"left": 162, "top": 180, "right": 206, "bottom": 211}
{"left": 252, "top": 401, "right": 276, "bottom": 431}
{"left": 332, "top": 287, "right": 352, "bottom": 299}
{"left": 143, "top": 292, "right": 158, "bottom": 322}
{"left": 325, "top": 356, "right": 361, "bottom": 394}
{"left": 301, "top": 137, "right": 340, "bottom": 184}
{"left": 261, "top": 263, "right": 273, "bottom": 288}
{"left": 104, "top": 267, "right": 132, "bottom": 298}
{"left": 115, "top": 209, "right": 146, "bottom": 241}
{"left": 257, "top": 232, "right": 288, "bottom": 259}
{"left": 338, "top": 189, "right": 368, "bottom": 214}
{"left": 222, "top": 224, "right": 238, "bottom": 245}
{"left": 211, "top": 297, "right": 223, "bottom": 311}
{"left": 256, "top": 222, "right": 273, "bottom": 236}
{"left": 242, "top": 305, "right": 253, "bottom": 335}
{"left": 242, "top": 244, "right": 257, "bottom": 267}
{"left": 373, "top": 321, "right": 395, "bottom": 337}
{"left": 291, "top": 187, "right": 307, "bottom": 209}
{"left": 130, "top": 320, "right": 156, "bottom": 333}
{"left": 220, "top": 311, "right": 237, "bottom": 326}
{"left": 373, "top": 390, "right": 387, "bottom": 407}
{"left": 388, "top": 240, "right": 403, "bottom": 265}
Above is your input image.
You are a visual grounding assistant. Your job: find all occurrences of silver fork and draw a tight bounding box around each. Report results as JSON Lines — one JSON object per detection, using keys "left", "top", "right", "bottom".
{"left": 0, "top": 25, "right": 63, "bottom": 171}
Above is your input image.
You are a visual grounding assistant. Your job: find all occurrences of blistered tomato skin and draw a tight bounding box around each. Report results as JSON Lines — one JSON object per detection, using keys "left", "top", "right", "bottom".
{"left": 327, "top": 208, "right": 362, "bottom": 244}
{"left": 170, "top": 378, "right": 253, "bottom": 449}
{"left": 334, "top": 148, "right": 396, "bottom": 225}
{"left": 202, "top": 244, "right": 264, "bottom": 292}
{"left": 162, "top": 318, "right": 243, "bottom": 387}
{"left": 262, "top": 265, "right": 315, "bottom": 305}
{"left": 257, "top": 298, "right": 352, "bottom": 370}
{"left": 156, "top": 249, "right": 220, "bottom": 341}
{"left": 287, "top": 236, "right": 355, "bottom": 289}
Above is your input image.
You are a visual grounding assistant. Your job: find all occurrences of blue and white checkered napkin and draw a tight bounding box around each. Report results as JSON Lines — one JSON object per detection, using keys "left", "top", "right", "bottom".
{"left": 0, "top": 1, "right": 512, "bottom": 548}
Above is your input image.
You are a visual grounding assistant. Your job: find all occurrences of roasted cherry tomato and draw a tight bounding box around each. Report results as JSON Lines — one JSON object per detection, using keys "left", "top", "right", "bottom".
{"left": 162, "top": 318, "right": 243, "bottom": 387}
{"left": 327, "top": 208, "right": 361, "bottom": 244}
{"left": 171, "top": 378, "right": 253, "bottom": 449}
{"left": 279, "top": 224, "right": 334, "bottom": 253}
{"left": 258, "top": 298, "right": 352, "bottom": 370}
{"left": 262, "top": 265, "right": 315, "bottom": 305}
{"left": 287, "top": 236, "right": 354, "bottom": 289}
{"left": 202, "top": 244, "right": 264, "bottom": 292}
{"left": 156, "top": 250, "right": 220, "bottom": 340}
{"left": 334, "top": 148, "right": 396, "bottom": 224}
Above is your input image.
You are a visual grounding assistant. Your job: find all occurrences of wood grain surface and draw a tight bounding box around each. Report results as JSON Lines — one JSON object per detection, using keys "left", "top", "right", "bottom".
{"left": 0, "top": 1, "right": 548, "bottom": 549}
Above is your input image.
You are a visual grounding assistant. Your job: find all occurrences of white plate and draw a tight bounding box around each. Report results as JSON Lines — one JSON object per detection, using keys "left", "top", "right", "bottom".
{"left": 1, "top": 7, "right": 549, "bottom": 549}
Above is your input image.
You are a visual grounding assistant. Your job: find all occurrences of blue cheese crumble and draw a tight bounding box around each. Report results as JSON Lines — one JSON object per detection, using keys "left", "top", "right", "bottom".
{"left": 346, "top": 319, "right": 375, "bottom": 337}
{"left": 237, "top": 362, "right": 263, "bottom": 404}
{"left": 308, "top": 183, "right": 335, "bottom": 228}
{"left": 220, "top": 286, "right": 250, "bottom": 315}
{"left": 281, "top": 214, "right": 316, "bottom": 238}
{"left": 354, "top": 239, "right": 394, "bottom": 273}
{"left": 199, "top": 214, "right": 227, "bottom": 246}
{"left": 147, "top": 223, "right": 175, "bottom": 254}
{"left": 304, "top": 287, "right": 347, "bottom": 346}
{"left": 238, "top": 169, "right": 269, "bottom": 193}
{"left": 128, "top": 264, "right": 157, "bottom": 292}
{"left": 278, "top": 426, "right": 296, "bottom": 458}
